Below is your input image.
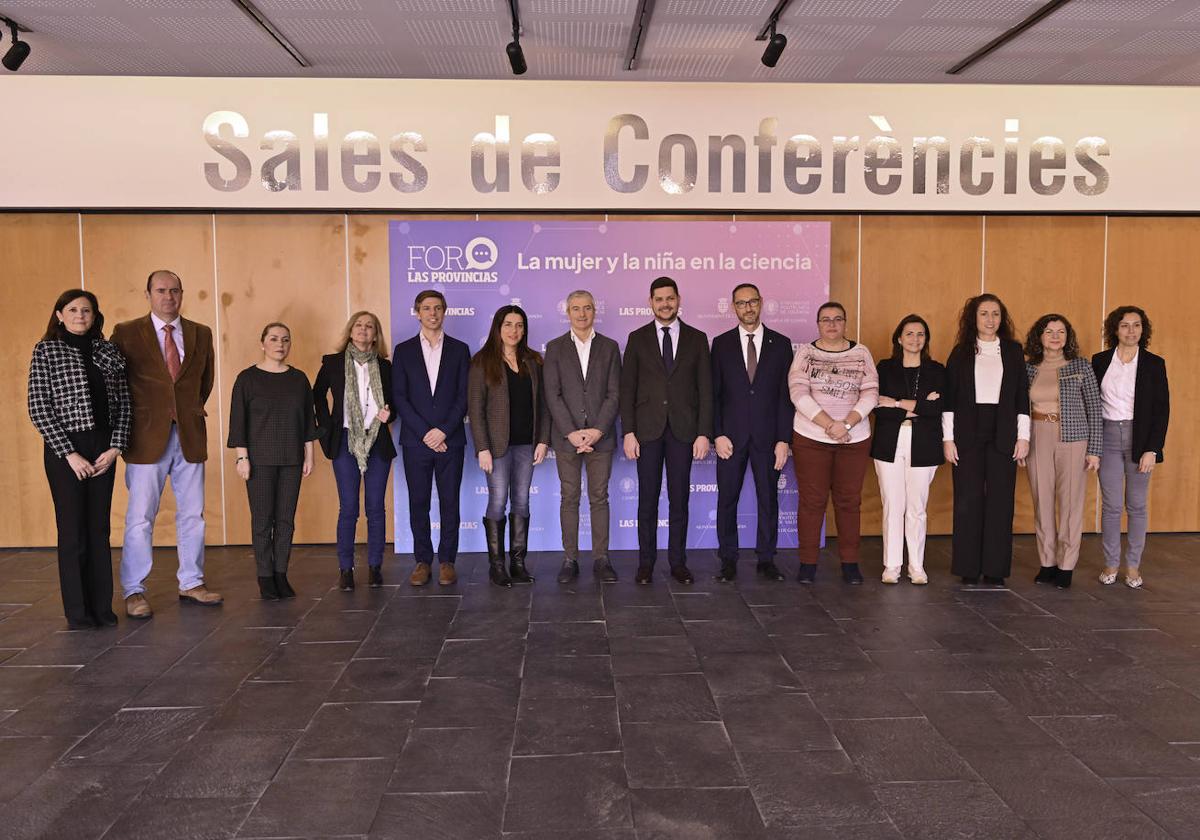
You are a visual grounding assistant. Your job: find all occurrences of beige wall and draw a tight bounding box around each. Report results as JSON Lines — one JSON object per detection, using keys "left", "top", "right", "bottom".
{"left": 1, "top": 212, "right": 1192, "bottom": 547}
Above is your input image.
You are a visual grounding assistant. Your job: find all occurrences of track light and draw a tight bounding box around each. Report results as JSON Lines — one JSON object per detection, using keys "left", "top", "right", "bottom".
{"left": 505, "top": 0, "right": 527, "bottom": 76}
{"left": 761, "top": 25, "right": 787, "bottom": 67}
{"left": 755, "top": 0, "right": 792, "bottom": 69}
{"left": 2, "top": 16, "right": 31, "bottom": 72}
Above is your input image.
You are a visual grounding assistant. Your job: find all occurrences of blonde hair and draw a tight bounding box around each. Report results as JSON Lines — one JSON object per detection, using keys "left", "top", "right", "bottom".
{"left": 336, "top": 310, "right": 389, "bottom": 358}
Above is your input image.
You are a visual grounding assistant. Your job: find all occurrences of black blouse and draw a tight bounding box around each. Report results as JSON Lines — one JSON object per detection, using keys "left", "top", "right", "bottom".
{"left": 61, "top": 329, "right": 111, "bottom": 438}
{"left": 227, "top": 366, "right": 320, "bottom": 465}
{"left": 505, "top": 365, "right": 534, "bottom": 447}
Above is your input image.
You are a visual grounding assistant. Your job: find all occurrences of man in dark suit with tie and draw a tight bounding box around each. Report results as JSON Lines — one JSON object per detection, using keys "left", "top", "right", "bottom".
{"left": 619, "top": 276, "right": 713, "bottom": 585}
{"left": 543, "top": 290, "right": 622, "bottom": 584}
{"left": 392, "top": 289, "right": 471, "bottom": 587}
{"left": 711, "top": 283, "right": 795, "bottom": 582}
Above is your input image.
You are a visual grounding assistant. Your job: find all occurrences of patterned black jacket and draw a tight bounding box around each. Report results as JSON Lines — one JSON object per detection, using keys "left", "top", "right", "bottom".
{"left": 27, "top": 337, "right": 132, "bottom": 457}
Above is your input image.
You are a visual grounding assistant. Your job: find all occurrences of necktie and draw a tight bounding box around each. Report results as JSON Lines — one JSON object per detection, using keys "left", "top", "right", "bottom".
{"left": 746, "top": 333, "right": 757, "bottom": 383}
{"left": 661, "top": 325, "right": 674, "bottom": 375}
{"left": 163, "top": 324, "right": 182, "bottom": 381}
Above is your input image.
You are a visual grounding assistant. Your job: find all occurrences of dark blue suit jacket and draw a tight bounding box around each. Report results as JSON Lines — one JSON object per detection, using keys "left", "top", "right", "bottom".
{"left": 711, "top": 325, "right": 794, "bottom": 448}
{"left": 391, "top": 333, "right": 470, "bottom": 449}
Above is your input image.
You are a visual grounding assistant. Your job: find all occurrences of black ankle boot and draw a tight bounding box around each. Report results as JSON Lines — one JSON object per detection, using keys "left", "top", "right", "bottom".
{"left": 258, "top": 576, "right": 281, "bottom": 600}
{"left": 484, "top": 517, "right": 511, "bottom": 587}
{"left": 1035, "top": 566, "right": 1058, "bottom": 584}
{"left": 274, "top": 572, "right": 296, "bottom": 599}
{"left": 508, "top": 513, "right": 534, "bottom": 584}
{"left": 1055, "top": 569, "right": 1073, "bottom": 589}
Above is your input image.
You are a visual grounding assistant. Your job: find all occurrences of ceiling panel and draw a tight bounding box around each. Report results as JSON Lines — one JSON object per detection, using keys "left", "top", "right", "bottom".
{"left": 0, "top": 0, "right": 1199, "bottom": 85}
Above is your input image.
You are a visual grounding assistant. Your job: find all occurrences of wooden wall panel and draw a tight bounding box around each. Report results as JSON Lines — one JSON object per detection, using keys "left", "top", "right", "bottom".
{"left": 984, "top": 216, "right": 1107, "bottom": 534}
{"left": 858, "top": 215, "right": 985, "bottom": 536}
{"left": 215, "top": 215, "right": 348, "bottom": 546}
{"left": 1106, "top": 217, "right": 1200, "bottom": 533}
{"left": 0, "top": 214, "right": 82, "bottom": 547}
{"left": 81, "top": 214, "right": 222, "bottom": 546}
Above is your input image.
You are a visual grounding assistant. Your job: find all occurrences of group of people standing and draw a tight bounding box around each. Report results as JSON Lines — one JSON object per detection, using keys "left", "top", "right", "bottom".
{"left": 28, "top": 270, "right": 1169, "bottom": 631}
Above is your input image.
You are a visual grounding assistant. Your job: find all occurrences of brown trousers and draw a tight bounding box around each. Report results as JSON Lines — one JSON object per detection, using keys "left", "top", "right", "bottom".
{"left": 1027, "top": 420, "right": 1089, "bottom": 571}
{"left": 791, "top": 433, "right": 871, "bottom": 565}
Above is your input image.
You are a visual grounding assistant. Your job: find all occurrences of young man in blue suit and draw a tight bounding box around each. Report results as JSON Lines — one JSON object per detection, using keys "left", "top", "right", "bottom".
{"left": 711, "top": 283, "right": 795, "bottom": 582}
{"left": 392, "top": 290, "right": 471, "bottom": 586}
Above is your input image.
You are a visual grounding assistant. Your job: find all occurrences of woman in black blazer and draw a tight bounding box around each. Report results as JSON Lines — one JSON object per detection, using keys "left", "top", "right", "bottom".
{"left": 314, "top": 311, "right": 396, "bottom": 591}
{"left": 942, "top": 294, "right": 1030, "bottom": 586}
{"left": 870, "top": 315, "right": 945, "bottom": 585}
{"left": 27, "top": 289, "right": 130, "bottom": 630}
{"left": 1092, "top": 306, "right": 1169, "bottom": 589}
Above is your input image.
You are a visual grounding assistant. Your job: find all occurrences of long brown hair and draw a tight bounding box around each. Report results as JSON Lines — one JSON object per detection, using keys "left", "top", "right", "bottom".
{"left": 472, "top": 305, "right": 541, "bottom": 385}
{"left": 952, "top": 293, "right": 1015, "bottom": 360}
{"left": 42, "top": 289, "right": 104, "bottom": 341}
{"left": 1102, "top": 305, "right": 1152, "bottom": 350}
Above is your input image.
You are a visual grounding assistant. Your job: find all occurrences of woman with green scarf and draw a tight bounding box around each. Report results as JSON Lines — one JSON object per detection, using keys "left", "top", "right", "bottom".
{"left": 314, "top": 311, "right": 396, "bottom": 591}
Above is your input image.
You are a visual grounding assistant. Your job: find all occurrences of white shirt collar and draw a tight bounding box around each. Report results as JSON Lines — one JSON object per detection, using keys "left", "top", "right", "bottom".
{"left": 420, "top": 331, "right": 444, "bottom": 349}
{"left": 570, "top": 328, "right": 595, "bottom": 346}
{"left": 151, "top": 312, "right": 181, "bottom": 332}
{"left": 1113, "top": 346, "right": 1139, "bottom": 366}
{"left": 740, "top": 323, "right": 764, "bottom": 340}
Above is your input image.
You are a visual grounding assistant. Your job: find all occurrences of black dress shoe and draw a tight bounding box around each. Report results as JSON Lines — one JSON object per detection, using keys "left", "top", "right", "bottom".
{"left": 757, "top": 562, "right": 786, "bottom": 582}
{"left": 593, "top": 559, "right": 619, "bottom": 583}
{"left": 96, "top": 613, "right": 119, "bottom": 627}
{"left": 982, "top": 575, "right": 1006, "bottom": 587}
{"left": 258, "top": 576, "right": 281, "bottom": 600}
{"left": 635, "top": 566, "right": 654, "bottom": 585}
{"left": 841, "top": 563, "right": 864, "bottom": 585}
{"left": 670, "top": 565, "right": 694, "bottom": 585}
{"left": 1055, "top": 569, "right": 1073, "bottom": 589}
{"left": 1034, "top": 566, "right": 1058, "bottom": 584}
{"left": 368, "top": 566, "right": 383, "bottom": 588}
{"left": 66, "top": 618, "right": 97, "bottom": 631}
{"left": 961, "top": 575, "right": 980, "bottom": 585}
{"left": 274, "top": 572, "right": 296, "bottom": 599}
{"left": 714, "top": 565, "right": 737, "bottom": 582}
{"left": 557, "top": 559, "right": 579, "bottom": 584}
{"left": 797, "top": 564, "right": 817, "bottom": 584}
{"left": 339, "top": 569, "right": 355, "bottom": 591}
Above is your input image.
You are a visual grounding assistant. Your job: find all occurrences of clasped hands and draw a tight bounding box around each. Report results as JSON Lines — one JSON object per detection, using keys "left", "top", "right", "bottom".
{"left": 66, "top": 448, "right": 120, "bottom": 481}
{"left": 567, "top": 428, "right": 604, "bottom": 454}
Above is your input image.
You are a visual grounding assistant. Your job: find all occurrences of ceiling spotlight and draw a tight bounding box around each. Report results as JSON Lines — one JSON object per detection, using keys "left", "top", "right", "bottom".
{"left": 755, "top": 0, "right": 793, "bottom": 69}
{"left": 505, "top": 0, "right": 527, "bottom": 76}
{"left": 761, "top": 25, "right": 787, "bottom": 68}
{"left": 2, "top": 16, "right": 31, "bottom": 72}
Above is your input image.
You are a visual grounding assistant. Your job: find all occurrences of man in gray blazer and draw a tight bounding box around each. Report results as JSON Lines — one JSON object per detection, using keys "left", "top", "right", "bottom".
{"left": 543, "top": 290, "right": 622, "bottom": 583}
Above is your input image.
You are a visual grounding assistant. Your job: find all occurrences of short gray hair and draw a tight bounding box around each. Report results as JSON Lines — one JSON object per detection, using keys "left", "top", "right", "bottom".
{"left": 565, "top": 290, "right": 594, "bottom": 307}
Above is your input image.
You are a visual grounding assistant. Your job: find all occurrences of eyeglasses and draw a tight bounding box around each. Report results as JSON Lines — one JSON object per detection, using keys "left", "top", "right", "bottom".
{"left": 817, "top": 316, "right": 846, "bottom": 325}
{"left": 732, "top": 298, "right": 761, "bottom": 309}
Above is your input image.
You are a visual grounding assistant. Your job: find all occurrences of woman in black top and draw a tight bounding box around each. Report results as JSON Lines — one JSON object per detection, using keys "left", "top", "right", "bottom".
{"left": 467, "top": 305, "right": 550, "bottom": 587}
{"left": 228, "top": 322, "right": 320, "bottom": 600}
{"left": 870, "top": 314, "right": 944, "bottom": 586}
{"left": 27, "top": 289, "right": 131, "bottom": 630}
{"left": 314, "top": 311, "right": 395, "bottom": 592}
{"left": 942, "top": 294, "right": 1030, "bottom": 586}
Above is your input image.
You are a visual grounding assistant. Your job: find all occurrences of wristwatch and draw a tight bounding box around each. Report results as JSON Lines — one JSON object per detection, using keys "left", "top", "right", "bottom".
{"left": 842, "top": 421, "right": 852, "bottom": 432}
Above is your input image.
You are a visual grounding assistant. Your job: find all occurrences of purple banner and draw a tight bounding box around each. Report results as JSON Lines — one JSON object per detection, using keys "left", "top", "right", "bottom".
{"left": 389, "top": 220, "right": 830, "bottom": 553}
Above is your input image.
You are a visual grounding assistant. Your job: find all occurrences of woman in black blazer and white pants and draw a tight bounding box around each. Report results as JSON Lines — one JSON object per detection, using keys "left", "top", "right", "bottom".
{"left": 942, "top": 294, "right": 1030, "bottom": 586}
{"left": 314, "top": 311, "right": 396, "bottom": 591}
{"left": 1092, "top": 306, "right": 1169, "bottom": 589}
{"left": 27, "top": 289, "right": 131, "bottom": 630}
{"left": 871, "top": 315, "right": 945, "bottom": 585}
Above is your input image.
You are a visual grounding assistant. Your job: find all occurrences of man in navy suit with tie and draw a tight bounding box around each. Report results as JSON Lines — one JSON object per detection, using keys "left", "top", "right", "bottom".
{"left": 392, "top": 289, "right": 471, "bottom": 587}
{"left": 711, "top": 283, "right": 795, "bottom": 582}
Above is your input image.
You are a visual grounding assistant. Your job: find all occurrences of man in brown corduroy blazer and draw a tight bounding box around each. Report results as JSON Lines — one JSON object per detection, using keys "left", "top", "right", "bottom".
{"left": 111, "top": 269, "right": 222, "bottom": 619}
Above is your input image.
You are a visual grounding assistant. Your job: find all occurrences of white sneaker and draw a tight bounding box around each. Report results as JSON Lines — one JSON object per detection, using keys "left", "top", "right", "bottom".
{"left": 1098, "top": 567, "right": 1118, "bottom": 585}
{"left": 909, "top": 571, "right": 929, "bottom": 585}
{"left": 881, "top": 568, "right": 900, "bottom": 584}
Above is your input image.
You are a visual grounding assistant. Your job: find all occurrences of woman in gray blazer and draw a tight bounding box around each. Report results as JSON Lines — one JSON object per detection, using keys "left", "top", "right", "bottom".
{"left": 468, "top": 305, "right": 551, "bottom": 587}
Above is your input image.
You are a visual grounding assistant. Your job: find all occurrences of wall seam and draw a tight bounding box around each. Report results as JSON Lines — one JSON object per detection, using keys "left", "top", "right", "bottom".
{"left": 211, "top": 214, "right": 228, "bottom": 546}
{"left": 344, "top": 213, "right": 351, "bottom": 318}
{"left": 1098, "top": 215, "right": 1110, "bottom": 533}
{"left": 856, "top": 215, "right": 862, "bottom": 333}
{"left": 77, "top": 213, "right": 85, "bottom": 288}
{"left": 980, "top": 215, "right": 987, "bottom": 292}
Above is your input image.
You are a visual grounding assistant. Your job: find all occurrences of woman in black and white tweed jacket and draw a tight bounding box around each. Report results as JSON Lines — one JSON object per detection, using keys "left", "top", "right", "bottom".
{"left": 27, "top": 289, "right": 131, "bottom": 629}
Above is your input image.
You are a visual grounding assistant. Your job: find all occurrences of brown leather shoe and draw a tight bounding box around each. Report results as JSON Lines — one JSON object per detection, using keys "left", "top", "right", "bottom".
{"left": 178, "top": 585, "right": 223, "bottom": 606}
{"left": 125, "top": 593, "right": 153, "bottom": 620}
{"left": 438, "top": 563, "right": 457, "bottom": 586}
{"left": 409, "top": 562, "right": 432, "bottom": 586}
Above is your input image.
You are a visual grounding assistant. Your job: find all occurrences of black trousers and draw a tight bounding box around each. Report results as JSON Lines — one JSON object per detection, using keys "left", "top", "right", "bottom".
{"left": 951, "top": 407, "right": 1017, "bottom": 579}
{"left": 44, "top": 429, "right": 117, "bottom": 625}
{"left": 246, "top": 464, "right": 303, "bottom": 576}
{"left": 636, "top": 428, "right": 692, "bottom": 569}
{"left": 403, "top": 445, "right": 465, "bottom": 565}
{"left": 715, "top": 440, "right": 780, "bottom": 565}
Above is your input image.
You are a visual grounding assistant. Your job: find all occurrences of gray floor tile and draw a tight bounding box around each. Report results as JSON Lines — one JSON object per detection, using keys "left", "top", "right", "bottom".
{"left": 621, "top": 721, "right": 744, "bottom": 787}
{"left": 830, "top": 718, "right": 979, "bottom": 782}
{"left": 514, "top": 696, "right": 621, "bottom": 755}
{"left": 504, "top": 753, "right": 632, "bottom": 833}
{"left": 630, "top": 787, "right": 766, "bottom": 840}
{"left": 388, "top": 726, "right": 513, "bottom": 793}
{"left": 143, "top": 730, "right": 298, "bottom": 799}
{"left": 239, "top": 757, "right": 392, "bottom": 837}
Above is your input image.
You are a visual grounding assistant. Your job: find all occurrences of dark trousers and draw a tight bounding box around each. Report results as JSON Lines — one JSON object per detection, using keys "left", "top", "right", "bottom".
{"left": 332, "top": 436, "right": 391, "bottom": 570}
{"left": 951, "top": 407, "right": 1017, "bottom": 579}
{"left": 636, "top": 429, "right": 692, "bottom": 569}
{"left": 716, "top": 440, "right": 780, "bottom": 565}
{"left": 792, "top": 433, "right": 871, "bottom": 565}
{"left": 403, "top": 444, "right": 465, "bottom": 565}
{"left": 246, "top": 464, "right": 303, "bottom": 576}
{"left": 556, "top": 446, "right": 614, "bottom": 562}
{"left": 44, "top": 429, "right": 117, "bottom": 625}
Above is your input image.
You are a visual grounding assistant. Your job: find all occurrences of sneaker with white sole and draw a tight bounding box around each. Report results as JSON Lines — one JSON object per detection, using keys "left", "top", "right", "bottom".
{"left": 909, "top": 572, "right": 929, "bottom": 585}
{"left": 881, "top": 568, "right": 900, "bottom": 584}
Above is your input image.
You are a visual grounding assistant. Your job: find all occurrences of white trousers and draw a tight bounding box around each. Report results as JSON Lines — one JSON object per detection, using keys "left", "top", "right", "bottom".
{"left": 873, "top": 424, "right": 938, "bottom": 575}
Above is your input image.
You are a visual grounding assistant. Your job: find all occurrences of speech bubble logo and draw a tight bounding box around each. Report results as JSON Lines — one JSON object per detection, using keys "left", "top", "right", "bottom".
{"left": 465, "top": 236, "right": 498, "bottom": 270}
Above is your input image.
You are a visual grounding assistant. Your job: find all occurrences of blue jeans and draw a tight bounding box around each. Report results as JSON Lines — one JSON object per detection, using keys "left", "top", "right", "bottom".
{"left": 485, "top": 445, "right": 534, "bottom": 520}
{"left": 332, "top": 435, "right": 392, "bottom": 570}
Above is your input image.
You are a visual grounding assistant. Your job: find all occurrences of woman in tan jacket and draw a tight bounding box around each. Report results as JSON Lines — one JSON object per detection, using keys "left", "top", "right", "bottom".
{"left": 468, "top": 305, "right": 550, "bottom": 587}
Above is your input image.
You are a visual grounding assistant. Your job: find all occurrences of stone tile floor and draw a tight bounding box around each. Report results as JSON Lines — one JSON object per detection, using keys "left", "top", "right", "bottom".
{"left": 1, "top": 535, "right": 1198, "bottom": 839}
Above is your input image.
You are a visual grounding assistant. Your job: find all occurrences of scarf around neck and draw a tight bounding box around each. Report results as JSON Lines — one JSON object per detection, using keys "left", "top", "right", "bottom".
{"left": 344, "top": 345, "right": 384, "bottom": 473}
